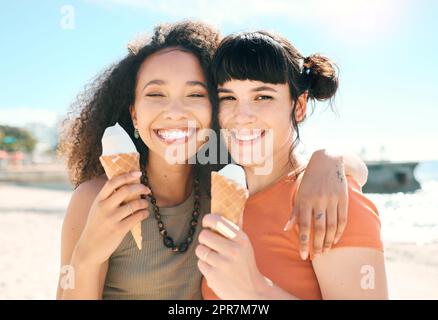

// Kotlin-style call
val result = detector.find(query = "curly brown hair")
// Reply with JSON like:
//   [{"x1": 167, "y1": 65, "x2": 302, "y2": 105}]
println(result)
[{"x1": 57, "y1": 21, "x2": 222, "y2": 190}]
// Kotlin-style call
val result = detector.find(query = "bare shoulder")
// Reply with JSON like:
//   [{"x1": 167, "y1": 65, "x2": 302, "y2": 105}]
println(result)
[
  {"x1": 57, "y1": 174, "x2": 108, "y2": 299},
  {"x1": 63, "y1": 174, "x2": 108, "y2": 231},
  {"x1": 74, "y1": 174, "x2": 107, "y2": 201}
]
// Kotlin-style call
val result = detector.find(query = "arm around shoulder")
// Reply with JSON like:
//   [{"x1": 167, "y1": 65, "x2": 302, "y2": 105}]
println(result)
[
  {"x1": 311, "y1": 179, "x2": 388, "y2": 300},
  {"x1": 312, "y1": 247, "x2": 388, "y2": 299}
]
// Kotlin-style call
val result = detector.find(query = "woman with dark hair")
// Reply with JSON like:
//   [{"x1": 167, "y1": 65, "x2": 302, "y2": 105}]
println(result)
[
  {"x1": 56, "y1": 22, "x2": 368, "y2": 300},
  {"x1": 198, "y1": 31, "x2": 388, "y2": 300}
]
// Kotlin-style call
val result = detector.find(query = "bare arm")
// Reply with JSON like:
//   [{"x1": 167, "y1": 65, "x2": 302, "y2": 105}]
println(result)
[
  {"x1": 56, "y1": 179, "x2": 108, "y2": 300},
  {"x1": 312, "y1": 247, "x2": 388, "y2": 299},
  {"x1": 255, "y1": 247, "x2": 387, "y2": 300},
  {"x1": 57, "y1": 172, "x2": 150, "y2": 300}
]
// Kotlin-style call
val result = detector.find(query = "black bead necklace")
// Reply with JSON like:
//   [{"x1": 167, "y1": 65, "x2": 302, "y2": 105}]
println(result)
[{"x1": 140, "y1": 169, "x2": 201, "y2": 253}]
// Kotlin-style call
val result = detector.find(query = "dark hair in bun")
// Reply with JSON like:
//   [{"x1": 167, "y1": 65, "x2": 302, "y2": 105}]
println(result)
[{"x1": 303, "y1": 53, "x2": 338, "y2": 101}]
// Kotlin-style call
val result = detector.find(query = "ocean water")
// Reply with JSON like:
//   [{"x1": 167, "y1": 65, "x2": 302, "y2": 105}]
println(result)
[{"x1": 367, "y1": 161, "x2": 438, "y2": 245}]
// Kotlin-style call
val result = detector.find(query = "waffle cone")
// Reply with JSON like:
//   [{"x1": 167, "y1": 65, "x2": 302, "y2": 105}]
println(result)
[
  {"x1": 211, "y1": 172, "x2": 249, "y2": 226},
  {"x1": 99, "y1": 152, "x2": 142, "y2": 250}
]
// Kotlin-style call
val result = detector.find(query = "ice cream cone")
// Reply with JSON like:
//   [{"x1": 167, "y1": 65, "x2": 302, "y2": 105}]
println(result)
[
  {"x1": 99, "y1": 152, "x2": 143, "y2": 250},
  {"x1": 211, "y1": 171, "x2": 249, "y2": 226}
]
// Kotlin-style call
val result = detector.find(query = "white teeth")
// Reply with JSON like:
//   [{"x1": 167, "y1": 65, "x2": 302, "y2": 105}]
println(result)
[
  {"x1": 156, "y1": 128, "x2": 194, "y2": 140},
  {"x1": 236, "y1": 133, "x2": 260, "y2": 141},
  {"x1": 231, "y1": 129, "x2": 263, "y2": 141}
]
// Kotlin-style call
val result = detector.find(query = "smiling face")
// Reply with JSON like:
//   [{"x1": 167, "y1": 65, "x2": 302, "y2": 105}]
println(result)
[
  {"x1": 130, "y1": 48, "x2": 212, "y2": 164},
  {"x1": 218, "y1": 79, "x2": 306, "y2": 169}
]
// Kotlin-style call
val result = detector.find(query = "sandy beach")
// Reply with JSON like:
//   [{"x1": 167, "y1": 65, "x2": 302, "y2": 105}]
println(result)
[{"x1": 0, "y1": 182, "x2": 437, "y2": 300}]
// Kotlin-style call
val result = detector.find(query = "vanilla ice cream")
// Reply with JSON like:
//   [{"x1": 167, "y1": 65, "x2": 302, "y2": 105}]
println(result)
[
  {"x1": 101, "y1": 122, "x2": 137, "y2": 156},
  {"x1": 218, "y1": 164, "x2": 247, "y2": 189}
]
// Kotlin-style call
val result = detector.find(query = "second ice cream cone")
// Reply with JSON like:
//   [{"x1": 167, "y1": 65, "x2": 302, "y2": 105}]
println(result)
[{"x1": 211, "y1": 171, "x2": 249, "y2": 227}]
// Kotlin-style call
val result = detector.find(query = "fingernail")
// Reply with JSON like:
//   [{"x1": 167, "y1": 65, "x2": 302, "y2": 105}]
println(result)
[
  {"x1": 290, "y1": 213, "x2": 297, "y2": 224},
  {"x1": 131, "y1": 171, "x2": 142, "y2": 177},
  {"x1": 314, "y1": 253, "x2": 321, "y2": 259},
  {"x1": 334, "y1": 238, "x2": 339, "y2": 245},
  {"x1": 216, "y1": 221, "x2": 237, "y2": 239},
  {"x1": 283, "y1": 220, "x2": 293, "y2": 231},
  {"x1": 323, "y1": 247, "x2": 330, "y2": 253},
  {"x1": 300, "y1": 251, "x2": 308, "y2": 260}
]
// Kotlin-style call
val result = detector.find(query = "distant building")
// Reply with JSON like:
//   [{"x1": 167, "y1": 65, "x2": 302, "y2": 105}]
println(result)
[{"x1": 23, "y1": 122, "x2": 60, "y2": 163}]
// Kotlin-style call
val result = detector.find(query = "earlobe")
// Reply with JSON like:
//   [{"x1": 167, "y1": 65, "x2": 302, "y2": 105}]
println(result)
[
  {"x1": 294, "y1": 94, "x2": 308, "y2": 123},
  {"x1": 130, "y1": 105, "x2": 137, "y2": 127}
]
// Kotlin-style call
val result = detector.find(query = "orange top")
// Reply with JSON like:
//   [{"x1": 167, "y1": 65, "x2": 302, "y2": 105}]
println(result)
[{"x1": 202, "y1": 172, "x2": 383, "y2": 300}]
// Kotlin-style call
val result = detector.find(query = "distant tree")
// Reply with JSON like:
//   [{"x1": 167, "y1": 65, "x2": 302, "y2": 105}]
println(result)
[{"x1": 0, "y1": 125, "x2": 37, "y2": 152}]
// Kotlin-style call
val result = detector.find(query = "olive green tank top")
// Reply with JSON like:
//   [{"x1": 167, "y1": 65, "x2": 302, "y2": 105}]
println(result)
[{"x1": 103, "y1": 189, "x2": 210, "y2": 300}]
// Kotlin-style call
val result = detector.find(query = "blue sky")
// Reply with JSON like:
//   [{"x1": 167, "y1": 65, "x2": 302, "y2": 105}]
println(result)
[{"x1": 0, "y1": 0, "x2": 437, "y2": 160}]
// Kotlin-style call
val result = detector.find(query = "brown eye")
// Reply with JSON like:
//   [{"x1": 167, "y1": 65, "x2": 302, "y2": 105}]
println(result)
[{"x1": 255, "y1": 95, "x2": 273, "y2": 101}]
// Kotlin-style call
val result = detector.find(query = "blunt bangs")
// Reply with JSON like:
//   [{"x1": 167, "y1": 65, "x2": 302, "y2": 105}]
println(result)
[{"x1": 211, "y1": 32, "x2": 289, "y2": 86}]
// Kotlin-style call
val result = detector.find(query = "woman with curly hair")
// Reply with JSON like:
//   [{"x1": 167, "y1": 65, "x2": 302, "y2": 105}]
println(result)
[{"x1": 56, "y1": 21, "x2": 368, "y2": 299}]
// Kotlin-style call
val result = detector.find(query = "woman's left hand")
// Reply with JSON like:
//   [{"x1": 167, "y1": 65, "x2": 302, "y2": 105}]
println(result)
[{"x1": 196, "y1": 213, "x2": 267, "y2": 300}]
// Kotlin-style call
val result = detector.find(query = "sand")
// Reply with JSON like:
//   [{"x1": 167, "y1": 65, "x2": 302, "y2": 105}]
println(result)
[
  {"x1": 0, "y1": 182, "x2": 437, "y2": 300},
  {"x1": 0, "y1": 183, "x2": 69, "y2": 299},
  {"x1": 384, "y1": 242, "x2": 438, "y2": 299}
]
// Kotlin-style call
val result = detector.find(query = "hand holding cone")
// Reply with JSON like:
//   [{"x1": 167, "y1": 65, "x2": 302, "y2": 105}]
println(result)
[{"x1": 99, "y1": 152, "x2": 143, "y2": 250}]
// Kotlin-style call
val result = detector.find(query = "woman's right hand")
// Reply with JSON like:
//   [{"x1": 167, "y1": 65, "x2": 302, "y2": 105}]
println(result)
[{"x1": 72, "y1": 171, "x2": 150, "y2": 266}]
